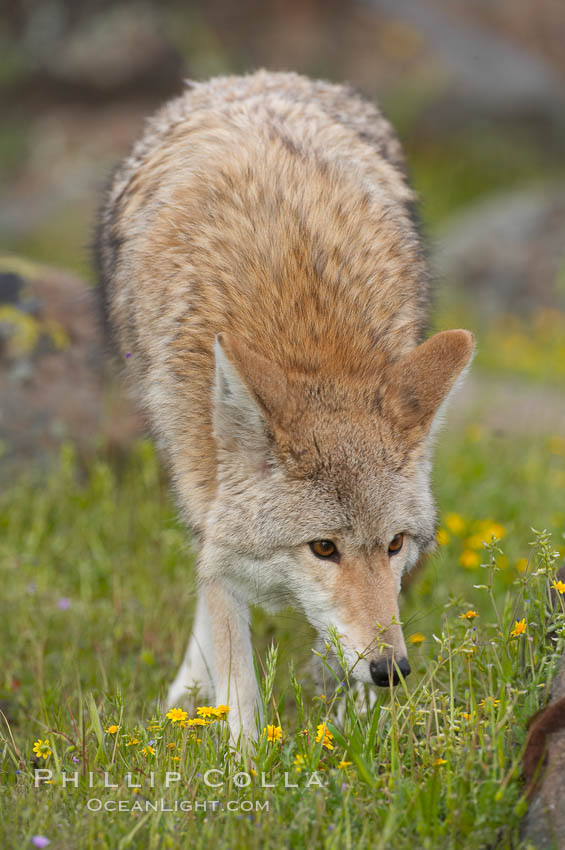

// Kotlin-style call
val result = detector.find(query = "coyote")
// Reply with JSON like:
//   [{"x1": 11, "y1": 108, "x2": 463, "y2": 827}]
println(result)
[{"x1": 95, "y1": 70, "x2": 474, "y2": 741}]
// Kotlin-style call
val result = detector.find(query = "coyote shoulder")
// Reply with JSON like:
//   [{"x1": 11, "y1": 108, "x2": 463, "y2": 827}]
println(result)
[{"x1": 96, "y1": 70, "x2": 474, "y2": 741}]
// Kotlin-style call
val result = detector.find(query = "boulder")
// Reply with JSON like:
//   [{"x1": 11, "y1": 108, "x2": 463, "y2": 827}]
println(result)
[
  {"x1": 435, "y1": 185, "x2": 565, "y2": 316},
  {"x1": 0, "y1": 256, "x2": 142, "y2": 476}
]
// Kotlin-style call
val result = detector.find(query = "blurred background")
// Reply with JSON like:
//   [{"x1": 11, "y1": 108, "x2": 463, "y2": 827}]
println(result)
[{"x1": 1, "y1": 0, "x2": 564, "y2": 471}]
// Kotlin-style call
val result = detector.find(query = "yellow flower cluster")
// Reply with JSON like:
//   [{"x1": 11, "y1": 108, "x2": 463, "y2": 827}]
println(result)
[
  {"x1": 483, "y1": 309, "x2": 565, "y2": 384},
  {"x1": 165, "y1": 705, "x2": 230, "y2": 728},
  {"x1": 197, "y1": 705, "x2": 230, "y2": 720},
  {"x1": 463, "y1": 522, "x2": 506, "y2": 557},
  {"x1": 316, "y1": 723, "x2": 334, "y2": 751},
  {"x1": 478, "y1": 697, "x2": 500, "y2": 708},
  {"x1": 459, "y1": 550, "x2": 480, "y2": 569},
  {"x1": 293, "y1": 753, "x2": 304, "y2": 771},
  {"x1": 439, "y1": 514, "x2": 509, "y2": 570},
  {"x1": 445, "y1": 513, "x2": 465, "y2": 535}
]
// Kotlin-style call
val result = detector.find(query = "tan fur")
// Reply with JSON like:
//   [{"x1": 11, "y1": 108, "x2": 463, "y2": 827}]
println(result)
[{"x1": 96, "y1": 70, "x2": 474, "y2": 741}]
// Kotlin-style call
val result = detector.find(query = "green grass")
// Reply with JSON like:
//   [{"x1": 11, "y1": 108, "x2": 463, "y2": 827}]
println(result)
[
  {"x1": 406, "y1": 127, "x2": 562, "y2": 229},
  {"x1": 432, "y1": 304, "x2": 565, "y2": 388},
  {"x1": 1, "y1": 431, "x2": 564, "y2": 849}
]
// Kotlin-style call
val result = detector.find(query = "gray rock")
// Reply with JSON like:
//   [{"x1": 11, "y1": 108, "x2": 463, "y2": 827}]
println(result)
[
  {"x1": 25, "y1": 2, "x2": 182, "y2": 93},
  {"x1": 434, "y1": 185, "x2": 565, "y2": 315},
  {"x1": 0, "y1": 257, "x2": 142, "y2": 476},
  {"x1": 370, "y1": 0, "x2": 564, "y2": 115}
]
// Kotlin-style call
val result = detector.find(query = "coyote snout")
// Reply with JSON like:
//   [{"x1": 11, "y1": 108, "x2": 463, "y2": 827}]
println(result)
[
  {"x1": 370, "y1": 657, "x2": 411, "y2": 687},
  {"x1": 96, "y1": 70, "x2": 474, "y2": 742},
  {"x1": 302, "y1": 543, "x2": 413, "y2": 689}
]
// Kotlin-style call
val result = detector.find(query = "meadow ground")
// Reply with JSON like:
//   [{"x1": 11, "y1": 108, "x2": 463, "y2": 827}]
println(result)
[{"x1": 1, "y1": 322, "x2": 565, "y2": 849}]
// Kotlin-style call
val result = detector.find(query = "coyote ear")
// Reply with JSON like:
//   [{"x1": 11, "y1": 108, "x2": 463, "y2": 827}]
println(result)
[
  {"x1": 212, "y1": 332, "x2": 290, "y2": 463},
  {"x1": 389, "y1": 329, "x2": 475, "y2": 436}
]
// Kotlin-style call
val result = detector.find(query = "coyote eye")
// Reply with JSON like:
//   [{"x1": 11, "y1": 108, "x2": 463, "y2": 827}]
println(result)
[
  {"x1": 388, "y1": 533, "x2": 404, "y2": 555},
  {"x1": 309, "y1": 540, "x2": 339, "y2": 561}
]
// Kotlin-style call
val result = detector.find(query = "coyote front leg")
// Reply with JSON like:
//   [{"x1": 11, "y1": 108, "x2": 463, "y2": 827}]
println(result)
[
  {"x1": 206, "y1": 579, "x2": 261, "y2": 744},
  {"x1": 167, "y1": 577, "x2": 260, "y2": 744},
  {"x1": 167, "y1": 591, "x2": 215, "y2": 709}
]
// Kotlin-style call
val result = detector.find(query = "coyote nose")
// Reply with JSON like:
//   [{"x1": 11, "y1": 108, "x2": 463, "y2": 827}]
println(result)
[{"x1": 370, "y1": 656, "x2": 411, "y2": 687}]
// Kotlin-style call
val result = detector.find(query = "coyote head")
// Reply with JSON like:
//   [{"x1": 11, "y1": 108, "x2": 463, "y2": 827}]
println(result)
[{"x1": 206, "y1": 329, "x2": 474, "y2": 686}]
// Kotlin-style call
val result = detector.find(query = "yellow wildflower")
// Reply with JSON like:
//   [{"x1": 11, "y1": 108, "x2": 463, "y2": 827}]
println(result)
[
  {"x1": 32, "y1": 739, "x2": 52, "y2": 760},
  {"x1": 316, "y1": 723, "x2": 335, "y2": 751},
  {"x1": 408, "y1": 632, "x2": 425, "y2": 645},
  {"x1": 436, "y1": 528, "x2": 450, "y2": 546},
  {"x1": 182, "y1": 717, "x2": 210, "y2": 727},
  {"x1": 552, "y1": 580, "x2": 565, "y2": 594},
  {"x1": 213, "y1": 705, "x2": 230, "y2": 718},
  {"x1": 479, "y1": 521, "x2": 506, "y2": 541},
  {"x1": 196, "y1": 706, "x2": 219, "y2": 720},
  {"x1": 293, "y1": 753, "x2": 305, "y2": 772},
  {"x1": 142, "y1": 745, "x2": 155, "y2": 756},
  {"x1": 510, "y1": 618, "x2": 527, "y2": 637},
  {"x1": 445, "y1": 513, "x2": 465, "y2": 535},
  {"x1": 125, "y1": 738, "x2": 140, "y2": 747},
  {"x1": 461, "y1": 712, "x2": 472, "y2": 721},
  {"x1": 338, "y1": 760, "x2": 352, "y2": 769},
  {"x1": 171, "y1": 756, "x2": 180, "y2": 761},
  {"x1": 460, "y1": 549, "x2": 480, "y2": 569},
  {"x1": 265, "y1": 725, "x2": 282, "y2": 743},
  {"x1": 516, "y1": 558, "x2": 529, "y2": 573},
  {"x1": 168, "y1": 742, "x2": 175, "y2": 749},
  {"x1": 166, "y1": 708, "x2": 188, "y2": 724},
  {"x1": 460, "y1": 610, "x2": 478, "y2": 620},
  {"x1": 434, "y1": 758, "x2": 447, "y2": 766},
  {"x1": 465, "y1": 534, "x2": 484, "y2": 550},
  {"x1": 479, "y1": 697, "x2": 500, "y2": 708},
  {"x1": 105, "y1": 725, "x2": 120, "y2": 734}
]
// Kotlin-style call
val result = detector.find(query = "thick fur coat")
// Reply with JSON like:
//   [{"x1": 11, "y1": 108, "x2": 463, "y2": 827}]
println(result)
[{"x1": 96, "y1": 70, "x2": 474, "y2": 740}]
